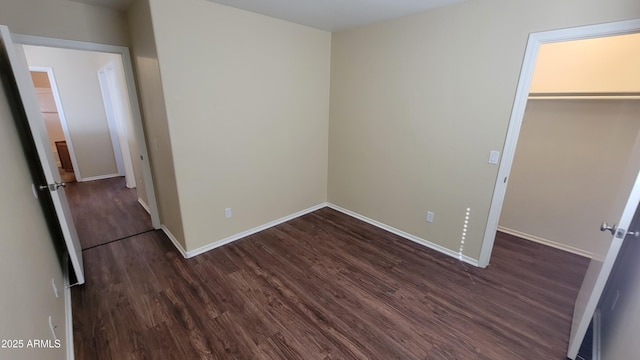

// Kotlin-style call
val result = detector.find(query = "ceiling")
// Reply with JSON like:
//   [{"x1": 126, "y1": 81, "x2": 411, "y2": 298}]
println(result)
[{"x1": 69, "y1": 0, "x2": 467, "y2": 31}]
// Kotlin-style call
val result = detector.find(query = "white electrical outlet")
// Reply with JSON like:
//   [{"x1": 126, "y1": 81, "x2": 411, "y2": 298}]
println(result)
[
  {"x1": 426, "y1": 211, "x2": 434, "y2": 223},
  {"x1": 224, "y1": 208, "x2": 232, "y2": 219},
  {"x1": 51, "y1": 278, "x2": 59, "y2": 298}
]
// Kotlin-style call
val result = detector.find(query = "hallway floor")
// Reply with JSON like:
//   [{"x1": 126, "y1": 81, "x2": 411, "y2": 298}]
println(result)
[{"x1": 64, "y1": 176, "x2": 153, "y2": 249}]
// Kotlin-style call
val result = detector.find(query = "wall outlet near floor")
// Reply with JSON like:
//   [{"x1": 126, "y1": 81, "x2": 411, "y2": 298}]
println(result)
[
  {"x1": 224, "y1": 208, "x2": 232, "y2": 219},
  {"x1": 426, "y1": 211, "x2": 434, "y2": 223}
]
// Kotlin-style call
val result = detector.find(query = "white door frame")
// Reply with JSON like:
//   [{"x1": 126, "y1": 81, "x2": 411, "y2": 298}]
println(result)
[
  {"x1": 479, "y1": 19, "x2": 640, "y2": 268},
  {"x1": 13, "y1": 34, "x2": 161, "y2": 229},
  {"x1": 97, "y1": 61, "x2": 136, "y2": 188},
  {"x1": 29, "y1": 66, "x2": 83, "y2": 181},
  {"x1": 97, "y1": 63, "x2": 127, "y2": 178}
]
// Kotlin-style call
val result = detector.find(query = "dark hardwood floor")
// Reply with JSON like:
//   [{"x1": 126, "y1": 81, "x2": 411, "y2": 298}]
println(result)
[
  {"x1": 72, "y1": 207, "x2": 589, "y2": 359},
  {"x1": 65, "y1": 176, "x2": 153, "y2": 249}
]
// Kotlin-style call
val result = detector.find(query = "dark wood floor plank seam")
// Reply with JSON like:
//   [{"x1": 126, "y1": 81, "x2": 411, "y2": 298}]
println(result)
[
  {"x1": 81, "y1": 228, "x2": 156, "y2": 251},
  {"x1": 65, "y1": 176, "x2": 153, "y2": 250}
]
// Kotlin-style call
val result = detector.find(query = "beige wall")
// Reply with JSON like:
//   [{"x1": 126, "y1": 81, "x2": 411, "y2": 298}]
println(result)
[
  {"x1": 0, "y1": 71, "x2": 67, "y2": 360},
  {"x1": 148, "y1": 0, "x2": 331, "y2": 252},
  {"x1": 499, "y1": 100, "x2": 640, "y2": 258},
  {"x1": 0, "y1": 0, "x2": 128, "y2": 46},
  {"x1": 127, "y1": 0, "x2": 186, "y2": 246},
  {"x1": 531, "y1": 33, "x2": 640, "y2": 94},
  {"x1": 328, "y1": 0, "x2": 640, "y2": 261},
  {"x1": 24, "y1": 45, "x2": 120, "y2": 179}
]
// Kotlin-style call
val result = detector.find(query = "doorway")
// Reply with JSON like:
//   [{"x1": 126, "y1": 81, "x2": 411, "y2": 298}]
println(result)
[
  {"x1": 26, "y1": 46, "x2": 132, "y2": 184},
  {"x1": 480, "y1": 20, "x2": 640, "y2": 267},
  {"x1": 29, "y1": 69, "x2": 78, "y2": 183},
  {"x1": 13, "y1": 34, "x2": 161, "y2": 242},
  {"x1": 479, "y1": 19, "x2": 640, "y2": 359},
  {"x1": 24, "y1": 46, "x2": 154, "y2": 249}
]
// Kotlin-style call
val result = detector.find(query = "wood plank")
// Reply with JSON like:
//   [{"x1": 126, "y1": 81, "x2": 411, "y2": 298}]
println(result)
[
  {"x1": 72, "y1": 208, "x2": 589, "y2": 359},
  {"x1": 64, "y1": 176, "x2": 153, "y2": 249}
]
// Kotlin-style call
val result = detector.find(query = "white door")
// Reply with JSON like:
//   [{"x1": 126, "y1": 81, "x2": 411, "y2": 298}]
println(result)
[
  {"x1": 567, "y1": 169, "x2": 640, "y2": 359},
  {"x1": 97, "y1": 61, "x2": 136, "y2": 188},
  {"x1": 0, "y1": 26, "x2": 84, "y2": 284}
]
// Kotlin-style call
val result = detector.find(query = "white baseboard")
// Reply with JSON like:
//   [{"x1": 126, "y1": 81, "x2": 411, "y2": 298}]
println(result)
[
  {"x1": 138, "y1": 198, "x2": 151, "y2": 214},
  {"x1": 161, "y1": 225, "x2": 187, "y2": 258},
  {"x1": 327, "y1": 203, "x2": 479, "y2": 267},
  {"x1": 78, "y1": 173, "x2": 120, "y2": 182},
  {"x1": 160, "y1": 202, "x2": 479, "y2": 266},
  {"x1": 497, "y1": 226, "x2": 596, "y2": 259},
  {"x1": 63, "y1": 258, "x2": 74, "y2": 360},
  {"x1": 184, "y1": 203, "x2": 328, "y2": 258}
]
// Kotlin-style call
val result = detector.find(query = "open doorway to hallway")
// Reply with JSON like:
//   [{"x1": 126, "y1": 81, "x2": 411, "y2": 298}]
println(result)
[
  {"x1": 30, "y1": 70, "x2": 77, "y2": 183},
  {"x1": 64, "y1": 177, "x2": 153, "y2": 249},
  {"x1": 26, "y1": 45, "x2": 154, "y2": 250}
]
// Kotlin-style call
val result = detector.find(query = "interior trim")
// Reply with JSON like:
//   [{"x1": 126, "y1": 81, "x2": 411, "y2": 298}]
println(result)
[
  {"x1": 497, "y1": 226, "x2": 597, "y2": 260},
  {"x1": 161, "y1": 225, "x2": 187, "y2": 258},
  {"x1": 328, "y1": 203, "x2": 480, "y2": 267},
  {"x1": 185, "y1": 203, "x2": 328, "y2": 258}
]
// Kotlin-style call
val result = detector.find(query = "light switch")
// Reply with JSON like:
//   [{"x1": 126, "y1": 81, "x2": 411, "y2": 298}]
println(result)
[{"x1": 489, "y1": 150, "x2": 500, "y2": 165}]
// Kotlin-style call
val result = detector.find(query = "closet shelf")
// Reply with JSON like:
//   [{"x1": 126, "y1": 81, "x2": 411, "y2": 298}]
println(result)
[{"x1": 528, "y1": 92, "x2": 640, "y2": 100}]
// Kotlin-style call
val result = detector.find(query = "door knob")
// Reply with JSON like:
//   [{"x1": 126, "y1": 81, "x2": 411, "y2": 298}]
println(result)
[
  {"x1": 39, "y1": 182, "x2": 66, "y2": 192},
  {"x1": 600, "y1": 222, "x2": 617, "y2": 235}
]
